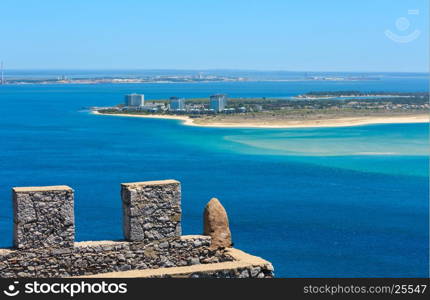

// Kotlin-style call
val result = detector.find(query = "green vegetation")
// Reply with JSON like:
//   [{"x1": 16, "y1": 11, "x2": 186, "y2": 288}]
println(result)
[{"x1": 97, "y1": 91, "x2": 429, "y2": 121}]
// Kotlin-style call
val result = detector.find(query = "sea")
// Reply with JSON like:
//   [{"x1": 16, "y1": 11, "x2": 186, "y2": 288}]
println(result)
[{"x1": 0, "y1": 74, "x2": 428, "y2": 277}]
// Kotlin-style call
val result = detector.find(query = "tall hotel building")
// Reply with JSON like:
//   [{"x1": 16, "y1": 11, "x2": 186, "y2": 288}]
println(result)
[
  {"x1": 125, "y1": 94, "x2": 145, "y2": 107},
  {"x1": 210, "y1": 94, "x2": 227, "y2": 112},
  {"x1": 169, "y1": 96, "x2": 185, "y2": 110}
]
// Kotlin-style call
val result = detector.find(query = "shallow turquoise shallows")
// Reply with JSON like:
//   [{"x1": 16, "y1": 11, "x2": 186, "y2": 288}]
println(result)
[{"x1": 0, "y1": 79, "x2": 428, "y2": 277}]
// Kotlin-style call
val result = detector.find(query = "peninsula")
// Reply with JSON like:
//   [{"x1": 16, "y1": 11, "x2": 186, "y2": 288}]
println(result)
[{"x1": 92, "y1": 92, "x2": 429, "y2": 128}]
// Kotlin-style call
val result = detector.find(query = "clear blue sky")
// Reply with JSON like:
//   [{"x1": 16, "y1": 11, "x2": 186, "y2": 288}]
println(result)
[{"x1": 0, "y1": 0, "x2": 428, "y2": 72}]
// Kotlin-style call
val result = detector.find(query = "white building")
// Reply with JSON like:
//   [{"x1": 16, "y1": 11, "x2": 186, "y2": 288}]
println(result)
[
  {"x1": 210, "y1": 94, "x2": 227, "y2": 112},
  {"x1": 125, "y1": 94, "x2": 145, "y2": 107},
  {"x1": 140, "y1": 102, "x2": 167, "y2": 113},
  {"x1": 169, "y1": 97, "x2": 185, "y2": 110}
]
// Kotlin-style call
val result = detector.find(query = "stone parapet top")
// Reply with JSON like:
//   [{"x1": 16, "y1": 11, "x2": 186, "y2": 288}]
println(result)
[
  {"x1": 74, "y1": 248, "x2": 273, "y2": 278},
  {"x1": 121, "y1": 179, "x2": 179, "y2": 187},
  {"x1": 0, "y1": 235, "x2": 211, "y2": 252},
  {"x1": 0, "y1": 249, "x2": 15, "y2": 256},
  {"x1": 74, "y1": 240, "x2": 129, "y2": 248},
  {"x1": 72, "y1": 235, "x2": 210, "y2": 248},
  {"x1": 12, "y1": 186, "x2": 73, "y2": 192},
  {"x1": 180, "y1": 235, "x2": 211, "y2": 241}
]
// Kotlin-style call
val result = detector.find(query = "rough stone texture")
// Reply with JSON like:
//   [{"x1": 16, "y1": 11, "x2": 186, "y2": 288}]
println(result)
[
  {"x1": 121, "y1": 180, "x2": 181, "y2": 242},
  {"x1": 175, "y1": 266, "x2": 274, "y2": 278},
  {"x1": 0, "y1": 180, "x2": 274, "y2": 278},
  {"x1": 13, "y1": 186, "x2": 74, "y2": 250},
  {"x1": 0, "y1": 236, "x2": 233, "y2": 278},
  {"x1": 203, "y1": 198, "x2": 232, "y2": 249},
  {"x1": 78, "y1": 248, "x2": 274, "y2": 278},
  {"x1": 89, "y1": 265, "x2": 274, "y2": 279}
]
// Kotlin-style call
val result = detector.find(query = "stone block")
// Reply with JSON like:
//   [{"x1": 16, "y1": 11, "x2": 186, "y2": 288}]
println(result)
[
  {"x1": 13, "y1": 186, "x2": 74, "y2": 250},
  {"x1": 121, "y1": 180, "x2": 181, "y2": 242}
]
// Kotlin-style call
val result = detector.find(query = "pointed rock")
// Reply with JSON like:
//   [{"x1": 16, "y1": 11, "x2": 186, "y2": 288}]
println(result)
[{"x1": 203, "y1": 198, "x2": 232, "y2": 249}]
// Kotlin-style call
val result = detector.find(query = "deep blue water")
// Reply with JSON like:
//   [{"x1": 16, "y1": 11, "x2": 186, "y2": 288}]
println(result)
[{"x1": 0, "y1": 79, "x2": 428, "y2": 277}]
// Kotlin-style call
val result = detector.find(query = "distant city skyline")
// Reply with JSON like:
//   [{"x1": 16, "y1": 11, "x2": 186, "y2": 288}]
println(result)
[
  {"x1": 0, "y1": 0, "x2": 428, "y2": 72},
  {"x1": 1, "y1": 68, "x2": 430, "y2": 73}
]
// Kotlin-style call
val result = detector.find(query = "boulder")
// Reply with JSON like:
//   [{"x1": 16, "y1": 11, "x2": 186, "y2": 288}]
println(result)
[{"x1": 203, "y1": 198, "x2": 232, "y2": 249}]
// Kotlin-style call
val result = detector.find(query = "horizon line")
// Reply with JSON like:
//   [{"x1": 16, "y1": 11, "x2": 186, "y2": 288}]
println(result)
[{"x1": 1, "y1": 68, "x2": 429, "y2": 74}]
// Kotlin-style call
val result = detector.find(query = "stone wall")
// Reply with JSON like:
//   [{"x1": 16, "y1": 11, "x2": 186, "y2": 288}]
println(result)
[
  {"x1": 0, "y1": 236, "x2": 232, "y2": 278},
  {"x1": 0, "y1": 179, "x2": 274, "y2": 278},
  {"x1": 80, "y1": 248, "x2": 274, "y2": 279}
]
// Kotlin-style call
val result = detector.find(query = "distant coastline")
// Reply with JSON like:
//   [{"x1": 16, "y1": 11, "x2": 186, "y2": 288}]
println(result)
[
  {"x1": 1, "y1": 78, "x2": 380, "y2": 86},
  {"x1": 92, "y1": 111, "x2": 429, "y2": 129},
  {"x1": 0, "y1": 70, "x2": 396, "y2": 86}
]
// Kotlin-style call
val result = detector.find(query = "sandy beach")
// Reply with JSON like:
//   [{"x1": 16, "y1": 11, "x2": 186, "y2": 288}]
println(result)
[{"x1": 92, "y1": 111, "x2": 429, "y2": 129}]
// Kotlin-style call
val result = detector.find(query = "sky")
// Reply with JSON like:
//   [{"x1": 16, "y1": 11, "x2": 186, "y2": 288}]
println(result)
[{"x1": 0, "y1": 0, "x2": 428, "y2": 72}]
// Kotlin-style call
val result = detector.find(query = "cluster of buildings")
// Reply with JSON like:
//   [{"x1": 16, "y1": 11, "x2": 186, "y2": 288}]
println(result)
[
  {"x1": 123, "y1": 93, "x2": 244, "y2": 114},
  {"x1": 340, "y1": 101, "x2": 430, "y2": 110}
]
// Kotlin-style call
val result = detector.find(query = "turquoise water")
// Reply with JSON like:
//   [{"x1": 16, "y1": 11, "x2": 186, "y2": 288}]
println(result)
[{"x1": 0, "y1": 79, "x2": 428, "y2": 277}]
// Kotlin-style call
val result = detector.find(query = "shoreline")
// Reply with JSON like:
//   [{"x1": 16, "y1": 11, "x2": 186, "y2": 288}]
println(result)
[
  {"x1": 2, "y1": 78, "x2": 381, "y2": 86},
  {"x1": 91, "y1": 111, "x2": 429, "y2": 129}
]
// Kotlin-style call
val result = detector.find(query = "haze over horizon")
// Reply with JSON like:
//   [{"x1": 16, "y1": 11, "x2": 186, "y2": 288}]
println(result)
[
  {"x1": 2, "y1": 68, "x2": 430, "y2": 74},
  {"x1": 0, "y1": 0, "x2": 428, "y2": 72}
]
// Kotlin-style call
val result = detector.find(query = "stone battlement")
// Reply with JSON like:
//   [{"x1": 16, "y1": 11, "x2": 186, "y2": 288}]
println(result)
[{"x1": 0, "y1": 180, "x2": 274, "y2": 278}]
